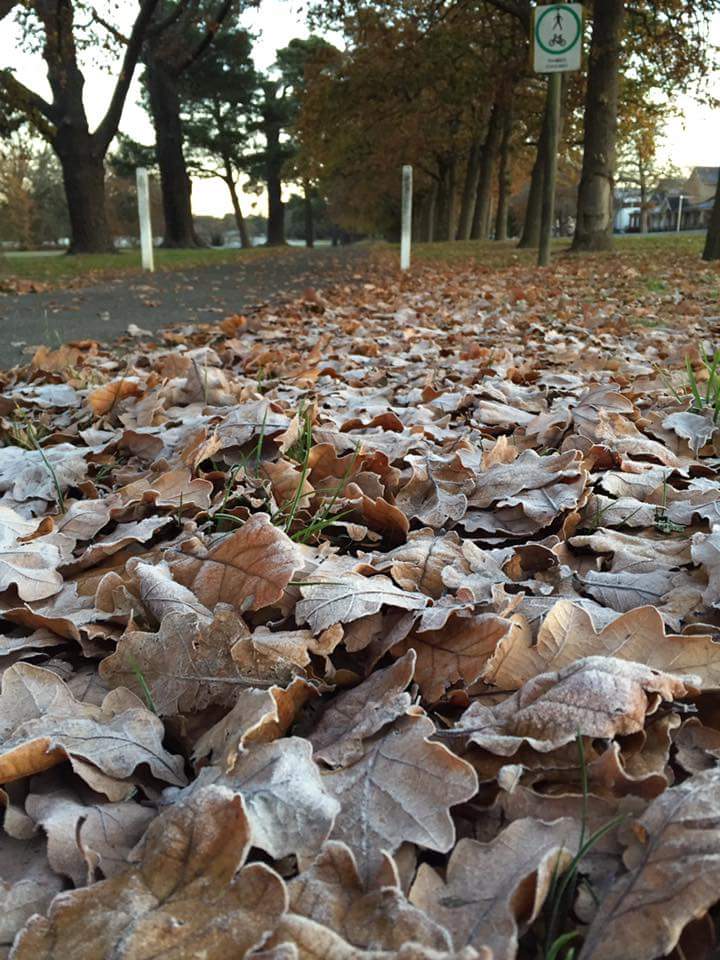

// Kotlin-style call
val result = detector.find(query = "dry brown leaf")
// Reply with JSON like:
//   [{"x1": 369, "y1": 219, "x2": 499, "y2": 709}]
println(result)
[
  {"x1": 322, "y1": 711, "x2": 478, "y2": 884},
  {"x1": 288, "y1": 840, "x2": 452, "y2": 952},
  {"x1": 296, "y1": 573, "x2": 427, "y2": 633},
  {"x1": 310, "y1": 651, "x2": 416, "y2": 766},
  {"x1": 0, "y1": 545, "x2": 63, "y2": 602},
  {"x1": 192, "y1": 677, "x2": 317, "y2": 767},
  {"x1": 25, "y1": 787, "x2": 156, "y2": 886},
  {"x1": 0, "y1": 834, "x2": 62, "y2": 955},
  {"x1": 456, "y1": 655, "x2": 691, "y2": 755},
  {"x1": 483, "y1": 600, "x2": 719, "y2": 689},
  {"x1": 99, "y1": 609, "x2": 255, "y2": 716},
  {"x1": 186, "y1": 737, "x2": 340, "y2": 862},
  {"x1": 392, "y1": 613, "x2": 511, "y2": 702},
  {"x1": 0, "y1": 663, "x2": 186, "y2": 795},
  {"x1": 12, "y1": 786, "x2": 288, "y2": 960},
  {"x1": 579, "y1": 767, "x2": 720, "y2": 960},
  {"x1": 87, "y1": 378, "x2": 142, "y2": 416},
  {"x1": 410, "y1": 818, "x2": 575, "y2": 960},
  {"x1": 374, "y1": 529, "x2": 465, "y2": 598},
  {"x1": 168, "y1": 512, "x2": 300, "y2": 611}
]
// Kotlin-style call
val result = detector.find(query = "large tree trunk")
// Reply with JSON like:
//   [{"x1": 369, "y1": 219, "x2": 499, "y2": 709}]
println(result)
[
  {"x1": 572, "y1": 0, "x2": 625, "y2": 252},
  {"x1": 456, "y1": 136, "x2": 483, "y2": 240},
  {"x1": 518, "y1": 101, "x2": 549, "y2": 249},
  {"x1": 470, "y1": 102, "x2": 503, "y2": 240},
  {"x1": 56, "y1": 134, "x2": 114, "y2": 254},
  {"x1": 435, "y1": 157, "x2": 458, "y2": 242},
  {"x1": 145, "y1": 55, "x2": 201, "y2": 248},
  {"x1": 494, "y1": 103, "x2": 513, "y2": 241},
  {"x1": 264, "y1": 101, "x2": 286, "y2": 246},
  {"x1": 223, "y1": 161, "x2": 251, "y2": 249},
  {"x1": 266, "y1": 170, "x2": 285, "y2": 246},
  {"x1": 703, "y1": 184, "x2": 720, "y2": 261},
  {"x1": 303, "y1": 179, "x2": 315, "y2": 248}
]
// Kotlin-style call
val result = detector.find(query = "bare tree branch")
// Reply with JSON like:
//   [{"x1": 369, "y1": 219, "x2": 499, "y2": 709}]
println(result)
[
  {"x1": 0, "y1": 69, "x2": 58, "y2": 139},
  {"x1": 95, "y1": 0, "x2": 163, "y2": 150}
]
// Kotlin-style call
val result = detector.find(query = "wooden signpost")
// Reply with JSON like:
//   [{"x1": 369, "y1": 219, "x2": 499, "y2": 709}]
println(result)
[{"x1": 533, "y1": 4, "x2": 583, "y2": 266}]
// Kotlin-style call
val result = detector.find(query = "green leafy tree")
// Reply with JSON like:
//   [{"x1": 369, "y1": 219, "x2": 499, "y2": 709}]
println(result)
[{"x1": 179, "y1": 27, "x2": 257, "y2": 247}]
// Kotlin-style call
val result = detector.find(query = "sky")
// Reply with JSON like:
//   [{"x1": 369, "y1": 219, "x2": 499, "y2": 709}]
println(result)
[{"x1": 3, "y1": 3, "x2": 720, "y2": 217}]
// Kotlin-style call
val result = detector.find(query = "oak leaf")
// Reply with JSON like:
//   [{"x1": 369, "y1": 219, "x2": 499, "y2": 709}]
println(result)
[
  {"x1": 457, "y1": 655, "x2": 691, "y2": 755},
  {"x1": 0, "y1": 663, "x2": 186, "y2": 795},
  {"x1": 168, "y1": 513, "x2": 300, "y2": 611},
  {"x1": 12, "y1": 786, "x2": 288, "y2": 960},
  {"x1": 579, "y1": 768, "x2": 720, "y2": 960},
  {"x1": 296, "y1": 573, "x2": 427, "y2": 633},
  {"x1": 410, "y1": 818, "x2": 575, "y2": 960},
  {"x1": 483, "y1": 600, "x2": 720, "y2": 690},
  {"x1": 322, "y1": 711, "x2": 478, "y2": 884}
]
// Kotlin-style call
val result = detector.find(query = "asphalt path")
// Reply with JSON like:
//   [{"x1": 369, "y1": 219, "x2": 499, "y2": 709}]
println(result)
[{"x1": 0, "y1": 246, "x2": 369, "y2": 369}]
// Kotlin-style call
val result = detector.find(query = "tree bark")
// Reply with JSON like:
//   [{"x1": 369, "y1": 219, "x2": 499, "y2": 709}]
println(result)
[
  {"x1": 263, "y1": 87, "x2": 286, "y2": 246},
  {"x1": 471, "y1": 101, "x2": 503, "y2": 240},
  {"x1": 456, "y1": 136, "x2": 483, "y2": 240},
  {"x1": 223, "y1": 160, "x2": 251, "y2": 248},
  {"x1": 703, "y1": 184, "x2": 720, "y2": 261},
  {"x1": 145, "y1": 55, "x2": 201, "y2": 248},
  {"x1": 266, "y1": 170, "x2": 285, "y2": 245},
  {"x1": 58, "y1": 147, "x2": 114, "y2": 254},
  {"x1": 639, "y1": 167, "x2": 649, "y2": 234},
  {"x1": 572, "y1": 0, "x2": 626, "y2": 252},
  {"x1": 494, "y1": 103, "x2": 513, "y2": 241},
  {"x1": 435, "y1": 157, "x2": 458, "y2": 242},
  {"x1": 303, "y1": 179, "x2": 315, "y2": 248}
]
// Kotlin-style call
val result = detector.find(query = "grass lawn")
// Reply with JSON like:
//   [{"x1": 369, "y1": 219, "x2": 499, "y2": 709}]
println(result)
[
  {"x1": 0, "y1": 244, "x2": 297, "y2": 288},
  {"x1": 408, "y1": 231, "x2": 707, "y2": 267}
]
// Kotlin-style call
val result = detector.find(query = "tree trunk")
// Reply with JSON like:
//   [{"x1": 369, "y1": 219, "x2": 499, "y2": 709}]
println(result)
[
  {"x1": 456, "y1": 136, "x2": 483, "y2": 240},
  {"x1": 703, "y1": 184, "x2": 720, "y2": 262},
  {"x1": 494, "y1": 103, "x2": 513, "y2": 241},
  {"x1": 303, "y1": 179, "x2": 315, "y2": 248},
  {"x1": 56, "y1": 136, "x2": 114, "y2": 254},
  {"x1": 471, "y1": 102, "x2": 503, "y2": 240},
  {"x1": 223, "y1": 161, "x2": 251, "y2": 248},
  {"x1": 264, "y1": 99, "x2": 286, "y2": 246},
  {"x1": 572, "y1": 0, "x2": 625, "y2": 252},
  {"x1": 436, "y1": 157, "x2": 458, "y2": 242},
  {"x1": 639, "y1": 173, "x2": 649, "y2": 234},
  {"x1": 145, "y1": 55, "x2": 201, "y2": 248},
  {"x1": 266, "y1": 170, "x2": 285, "y2": 245}
]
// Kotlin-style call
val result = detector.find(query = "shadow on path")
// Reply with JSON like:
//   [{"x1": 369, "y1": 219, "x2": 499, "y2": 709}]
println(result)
[{"x1": 0, "y1": 246, "x2": 369, "y2": 369}]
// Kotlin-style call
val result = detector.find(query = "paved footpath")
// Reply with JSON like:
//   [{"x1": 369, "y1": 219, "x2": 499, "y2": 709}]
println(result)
[{"x1": 0, "y1": 246, "x2": 369, "y2": 369}]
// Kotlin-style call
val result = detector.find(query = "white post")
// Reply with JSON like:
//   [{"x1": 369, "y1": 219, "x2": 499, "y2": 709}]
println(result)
[
  {"x1": 676, "y1": 195, "x2": 684, "y2": 233},
  {"x1": 136, "y1": 167, "x2": 154, "y2": 272},
  {"x1": 400, "y1": 164, "x2": 413, "y2": 271}
]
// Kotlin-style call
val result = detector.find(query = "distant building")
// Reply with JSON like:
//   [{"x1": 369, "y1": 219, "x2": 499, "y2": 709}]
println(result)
[
  {"x1": 617, "y1": 166, "x2": 718, "y2": 233},
  {"x1": 686, "y1": 167, "x2": 720, "y2": 205}
]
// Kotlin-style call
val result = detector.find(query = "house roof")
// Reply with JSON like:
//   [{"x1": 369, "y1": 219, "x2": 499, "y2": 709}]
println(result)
[
  {"x1": 656, "y1": 177, "x2": 687, "y2": 194},
  {"x1": 691, "y1": 166, "x2": 720, "y2": 185}
]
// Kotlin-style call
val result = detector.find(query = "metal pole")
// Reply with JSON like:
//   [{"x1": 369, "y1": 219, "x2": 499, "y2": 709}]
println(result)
[
  {"x1": 538, "y1": 71, "x2": 561, "y2": 267},
  {"x1": 401, "y1": 165, "x2": 413, "y2": 271},
  {"x1": 676, "y1": 195, "x2": 684, "y2": 233},
  {"x1": 136, "y1": 167, "x2": 155, "y2": 272}
]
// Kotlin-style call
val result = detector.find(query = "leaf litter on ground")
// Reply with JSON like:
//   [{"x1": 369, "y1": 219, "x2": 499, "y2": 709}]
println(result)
[{"x1": 2, "y1": 249, "x2": 720, "y2": 957}]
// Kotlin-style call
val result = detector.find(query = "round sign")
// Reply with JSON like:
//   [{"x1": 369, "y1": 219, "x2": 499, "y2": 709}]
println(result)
[{"x1": 535, "y1": 5, "x2": 582, "y2": 56}]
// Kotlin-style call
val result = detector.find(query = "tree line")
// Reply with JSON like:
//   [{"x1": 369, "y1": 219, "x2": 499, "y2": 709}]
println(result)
[
  {"x1": 0, "y1": 0, "x2": 327, "y2": 253},
  {"x1": 301, "y1": 0, "x2": 720, "y2": 259},
  {"x1": 1, "y1": 0, "x2": 720, "y2": 260}
]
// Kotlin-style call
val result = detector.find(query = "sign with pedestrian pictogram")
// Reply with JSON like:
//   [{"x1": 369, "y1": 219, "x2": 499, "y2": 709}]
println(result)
[{"x1": 533, "y1": 4, "x2": 583, "y2": 73}]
